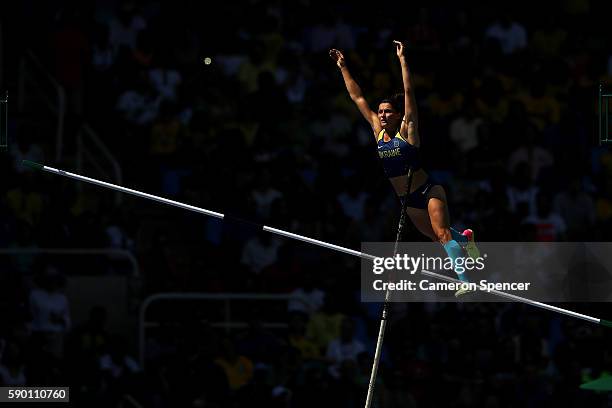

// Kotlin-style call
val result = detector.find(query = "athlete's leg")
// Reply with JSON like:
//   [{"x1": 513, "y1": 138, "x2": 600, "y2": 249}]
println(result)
[
  {"x1": 425, "y1": 185, "x2": 453, "y2": 244},
  {"x1": 405, "y1": 207, "x2": 436, "y2": 241},
  {"x1": 403, "y1": 184, "x2": 478, "y2": 292},
  {"x1": 404, "y1": 188, "x2": 464, "y2": 245},
  {"x1": 425, "y1": 186, "x2": 471, "y2": 287},
  {"x1": 424, "y1": 186, "x2": 480, "y2": 260}
]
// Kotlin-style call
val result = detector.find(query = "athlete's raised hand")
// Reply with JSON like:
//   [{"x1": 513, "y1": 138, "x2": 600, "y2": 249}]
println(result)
[
  {"x1": 329, "y1": 48, "x2": 346, "y2": 69},
  {"x1": 393, "y1": 40, "x2": 406, "y2": 59}
]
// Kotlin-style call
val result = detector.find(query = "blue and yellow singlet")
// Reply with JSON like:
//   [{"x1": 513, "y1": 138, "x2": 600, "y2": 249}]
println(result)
[{"x1": 376, "y1": 129, "x2": 421, "y2": 177}]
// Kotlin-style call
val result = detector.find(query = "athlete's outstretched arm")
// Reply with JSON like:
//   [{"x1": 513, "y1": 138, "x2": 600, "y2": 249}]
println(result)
[
  {"x1": 329, "y1": 48, "x2": 379, "y2": 133},
  {"x1": 394, "y1": 41, "x2": 420, "y2": 146}
]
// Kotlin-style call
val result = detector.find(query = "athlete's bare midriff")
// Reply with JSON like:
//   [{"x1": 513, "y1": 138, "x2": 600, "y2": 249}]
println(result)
[{"x1": 388, "y1": 168, "x2": 429, "y2": 196}]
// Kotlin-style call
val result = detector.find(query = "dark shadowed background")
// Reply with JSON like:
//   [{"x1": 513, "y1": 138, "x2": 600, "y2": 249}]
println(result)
[{"x1": 1, "y1": 0, "x2": 612, "y2": 406}]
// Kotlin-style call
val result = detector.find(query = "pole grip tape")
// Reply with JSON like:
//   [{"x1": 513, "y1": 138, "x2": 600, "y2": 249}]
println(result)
[
  {"x1": 22, "y1": 160, "x2": 44, "y2": 170},
  {"x1": 601, "y1": 319, "x2": 612, "y2": 328}
]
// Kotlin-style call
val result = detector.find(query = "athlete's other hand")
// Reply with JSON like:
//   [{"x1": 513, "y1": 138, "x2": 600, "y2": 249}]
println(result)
[
  {"x1": 329, "y1": 49, "x2": 346, "y2": 68},
  {"x1": 393, "y1": 40, "x2": 406, "y2": 59}
]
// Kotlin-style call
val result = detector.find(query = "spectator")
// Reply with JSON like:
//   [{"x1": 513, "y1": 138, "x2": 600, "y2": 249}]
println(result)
[
  {"x1": 241, "y1": 232, "x2": 282, "y2": 275},
  {"x1": 531, "y1": 15, "x2": 567, "y2": 57},
  {"x1": 148, "y1": 52, "x2": 182, "y2": 102},
  {"x1": 326, "y1": 317, "x2": 365, "y2": 379},
  {"x1": 99, "y1": 337, "x2": 140, "y2": 378},
  {"x1": 407, "y1": 7, "x2": 440, "y2": 51},
  {"x1": 88, "y1": 23, "x2": 118, "y2": 124},
  {"x1": 260, "y1": 243, "x2": 301, "y2": 292},
  {"x1": 251, "y1": 170, "x2": 283, "y2": 220},
  {"x1": 287, "y1": 312, "x2": 321, "y2": 361},
  {"x1": 337, "y1": 177, "x2": 369, "y2": 222},
  {"x1": 29, "y1": 267, "x2": 71, "y2": 359},
  {"x1": 7, "y1": 220, "x2": 39, "y2": 275},
  {"x1": 449, "y1": 100, "x2": 483, "y2": 154},
  {"x1": 237, "y1": 42, "x2": 275, "y2": 93},
  {"x1": 306, "y1": 295, "x2": 345, "y2": 353},
  {"x1": 507, "y1": 130, "x2": 554, "y2": 183},
  {"x1": 306, "y1": 11, "x2": 338, "y2": 53},
  {"x1": 116, "y1": 71, "x2": 162, "y2": 126},
  {"x1": 52, "y1": 7, "x2": 88, "y2": 115},
  {"x1": 9, "y1": 127, "x2": 45, "y2": 175},
  {"x1": 553, "y1": 175, "x2": 596, "y2": 239},
  {"x1": 484, "y1": 12, "x2": 527, "y2": 55},
  {"x1": 288, "y1": 273, "x2": 325, "y2": 316},
  {"x1": 506, "y1": 161, "x2": 539, "y2": 217},
  {"x1": 149, "y1": 101, "x2": 189, "y2": 160},
  {"x1": 427, "y1": 75, "x2": 464, "y2": 120},
  {"x1": 91, "y1": 23, "x2": 116, "y2": 74},
  {"x1": 353, "y1": 197, "x2": 389, "y2": 242},
  {"x1": 104, "y1": 210, "x2": 135, "y2": 251},
  {"x1": 0, "y1": 342, "x2": 26, "y2": 386},
  {"x1": 6, "y1": 173, "x2": 44, "y2": 226},
  {"x1": 275, "y1": 50, "x2": 310, "y2": 105},
  {"x1": 475, "y1": 76, "x2": 509, "y2": 124},
  {"x1": 99, "y1": 335, "x2": 141, "y2": 397},
  {"x1": 215, "y1": 337, "x2": 254, "y2": 391},
  {"x1": 108, "y1": 1, "x2": 147, "y2": 53},
  {"x1": 519, "y1": 79, "x2": 561, "y2": 132},
  {"x1": 522, "y1": 193, "x2": 567, "y2": 241}
]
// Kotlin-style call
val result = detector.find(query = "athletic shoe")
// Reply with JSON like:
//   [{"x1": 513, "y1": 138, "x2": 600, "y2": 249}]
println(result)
[
  {"x1": 462, "y1": 229, "x2": 480, "y2": 260},
  {"x1": 455, "y1": 285, "x2": 476, "y2": 298}
]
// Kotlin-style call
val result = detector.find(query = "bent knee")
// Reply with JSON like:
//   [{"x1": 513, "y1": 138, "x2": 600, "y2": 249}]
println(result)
[{"x1": 434, "y1": 228, "x2": 452, "y2": 244}]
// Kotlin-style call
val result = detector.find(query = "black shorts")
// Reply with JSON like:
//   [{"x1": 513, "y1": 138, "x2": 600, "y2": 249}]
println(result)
[{"x1": 399, "y1": 181, "x2": 435, "y2": 209}]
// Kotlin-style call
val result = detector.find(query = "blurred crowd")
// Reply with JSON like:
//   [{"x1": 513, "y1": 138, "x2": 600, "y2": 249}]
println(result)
[{"x1": 2, "y1": 0, "x2": 612, "y2": 406}]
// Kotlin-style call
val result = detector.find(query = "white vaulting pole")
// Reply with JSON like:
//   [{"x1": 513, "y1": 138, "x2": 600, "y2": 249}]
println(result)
[
  {"x1": 23, "y1": 159, "x2": 612, "y2": 331},
  {"x1": 364, "y1": 167, "x2": 414, "y2": 408}
]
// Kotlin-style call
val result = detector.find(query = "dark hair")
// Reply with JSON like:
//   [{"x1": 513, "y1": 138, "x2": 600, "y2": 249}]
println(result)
[{"x1": 379, "y1": 92, "x2": 404, "y2": 113}]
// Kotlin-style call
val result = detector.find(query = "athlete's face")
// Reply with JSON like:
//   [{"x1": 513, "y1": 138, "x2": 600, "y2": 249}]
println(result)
[{"x1": 378, "y1": 103, "x2": 401, "y2": 129}]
